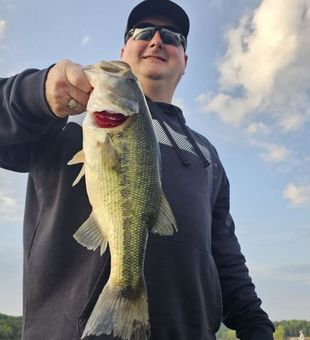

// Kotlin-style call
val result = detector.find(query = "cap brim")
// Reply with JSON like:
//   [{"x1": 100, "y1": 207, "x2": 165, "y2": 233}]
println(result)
[{"x1": 125, "y1": 1, "x2": 190, "y2": 38}]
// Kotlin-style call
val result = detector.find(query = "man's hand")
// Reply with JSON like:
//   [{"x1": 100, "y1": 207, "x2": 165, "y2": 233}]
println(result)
[{"x1": 45, "y1": 60, "x2": 93, "y2": 118}]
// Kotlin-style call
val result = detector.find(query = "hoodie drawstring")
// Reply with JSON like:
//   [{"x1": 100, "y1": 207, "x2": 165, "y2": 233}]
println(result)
[
  {"x1": 147, "y1": 98, "x2": 210, "y2": 168},
  {"x1": 174, "y1": 113, "x2": 210, "y2": 168},
  {"x1": 156, "y1": 117, "x2": 190, "y2": 167}
]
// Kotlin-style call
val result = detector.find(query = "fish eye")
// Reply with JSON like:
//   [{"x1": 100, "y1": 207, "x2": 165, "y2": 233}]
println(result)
[{"x1": 127, "y1": 77, "x2": 136, "y2": 83}]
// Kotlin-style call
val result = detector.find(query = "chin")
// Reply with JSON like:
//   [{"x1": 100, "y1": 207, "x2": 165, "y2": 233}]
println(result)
[
  {"x1": 143, "y1": 70, "x2": 164, "y2": 80},
  {"x1": 148, "y1": 73, "x2": 163, "y2": 79}
]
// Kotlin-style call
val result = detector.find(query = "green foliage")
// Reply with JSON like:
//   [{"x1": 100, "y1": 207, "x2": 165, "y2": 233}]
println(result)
[
  {"x1": 0, "y1": 313, "x2": 309, "y2": 340},
  {"x1": 0, "y1": 313, "x2": 22, "y2": 340},
  {"x1": 274, "y1": 324, "x2": 285, "y2": 340},
  {"x1": 217, "y1": 320, "x2": 310, "y2": 340},
  {"x1": 274, "y1": 320, "x2": 310, "y2": 337},
  {"x1": 216, "y1": 324, "x2": 238, "y2": 339}
]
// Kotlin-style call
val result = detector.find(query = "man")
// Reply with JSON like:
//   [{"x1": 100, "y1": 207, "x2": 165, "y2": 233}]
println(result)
[{"x1": 0, "y1": 0, "x2": 275, "y2": 339}]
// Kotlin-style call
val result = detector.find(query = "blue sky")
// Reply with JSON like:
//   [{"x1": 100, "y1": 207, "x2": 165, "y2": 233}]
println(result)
[{"x1": 0, "y1": 0, "x2": 309, "y2": 322}]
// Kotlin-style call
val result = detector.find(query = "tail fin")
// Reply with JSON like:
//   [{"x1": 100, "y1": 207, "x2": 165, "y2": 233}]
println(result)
[{"x1": 82, "y1": 282, "x2": 150, "y2": 340}]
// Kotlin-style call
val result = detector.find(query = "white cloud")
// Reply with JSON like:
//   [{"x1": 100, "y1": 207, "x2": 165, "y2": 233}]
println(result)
[
  {"x1": 197, "y1": 91, "x2": 261, "y2": 125},
  {"x1": 250, "y1": 140, "x2": 290, "y2": 162},
  {"x1": 245, "y1": 121, "x2": 271, "y2": 135},
  {"x1": 0, "y1": 196, "x2": 17, "y2": 209},
  {"x1": 283, "y1": 183, "x2": 310, "y2": 206},
  {"x1": 198, "y1": 0, "x2": 310, "y2": 130},
  {"x1": 0, "y1": 19, "x2": 6, "y2": 41},
  {"x1": 0, "y1": 170, "x2": 26, "y2": 223},
  {"x1": 262, "y1": 145, "x2": 290, "y2": 163},
  {"x1": 0, "y1": 194, "x2": 21, "y2": 222},
  {"x1": 278, "y1": 114, "x2": 304, "y2": 133},
  {"x1": 81, "y1": 35, "x2": 90, "y2": 47}
]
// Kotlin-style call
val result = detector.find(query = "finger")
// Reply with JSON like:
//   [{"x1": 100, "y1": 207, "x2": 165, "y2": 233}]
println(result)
[
  {"x1": 65, "y1": 62, "x2": 93, "y2": 94},
  {"x1": 49, "y1": 96, "x2": 82, "y2": 117},
  {"x1": 67, "y1": 85, "x2": 91, "y2": 108},
  {"x1": 45, "y1": 60, "x2": 91, "y2": 118}
]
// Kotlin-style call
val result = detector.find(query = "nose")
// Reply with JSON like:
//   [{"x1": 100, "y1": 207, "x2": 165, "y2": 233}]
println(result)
[{"x1": 149, "y1": 31, "x2": 163, "y2": 48}]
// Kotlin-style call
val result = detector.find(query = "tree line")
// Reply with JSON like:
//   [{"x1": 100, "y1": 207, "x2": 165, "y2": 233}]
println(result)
[
  {"x1": 216, "y1": 321, "x2": 310, "y2": 340},
  {"x1": 0, "y1": 313, "x2": 309, "y2": 339},
  {"x1": 0, "y1": 313, "x2": 22, "y2": 340},
  {"x1": 273, "y1": 320, "x2": 310, "y2": 339}
]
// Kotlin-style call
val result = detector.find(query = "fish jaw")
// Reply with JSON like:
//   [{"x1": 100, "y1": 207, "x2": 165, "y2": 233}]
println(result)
[
  {"x1": 93, "y1": 111, "x2": 129, "y2": 129},
  {"x1": 83, "y1": 62, "x2": 141, "y2": 118},
  {"x1": 82, "y1": 111, "x2": 135, "y2": 153}
]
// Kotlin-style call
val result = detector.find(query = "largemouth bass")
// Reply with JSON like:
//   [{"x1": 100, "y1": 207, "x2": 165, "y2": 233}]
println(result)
[{"x1": 68, "y1": 61, "x2": 177, "y2": 340}]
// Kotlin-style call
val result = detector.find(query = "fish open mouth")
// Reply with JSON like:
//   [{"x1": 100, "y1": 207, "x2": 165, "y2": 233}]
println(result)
[{"x1": 93, "y1": 111, "x2": 128, "y2": 128}]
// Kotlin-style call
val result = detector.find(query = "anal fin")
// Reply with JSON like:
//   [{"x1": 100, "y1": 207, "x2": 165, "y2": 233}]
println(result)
[{"x1": 74, "y1": 212, "x2": 107, "y2": 255}]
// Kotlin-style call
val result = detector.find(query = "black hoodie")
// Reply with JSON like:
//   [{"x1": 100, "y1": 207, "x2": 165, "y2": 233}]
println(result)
[{"x1": 0, "y1": 68, "x2": 274, "y2": 340}]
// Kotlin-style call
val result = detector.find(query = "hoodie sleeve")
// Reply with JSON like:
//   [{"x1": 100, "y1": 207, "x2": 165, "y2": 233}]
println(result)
[
  {"x1": 0, "y1": 67, "x2": 67, "y2": 172},
  {"x1": 211, "y1": 165, "x2": 274, "y2": 340}
]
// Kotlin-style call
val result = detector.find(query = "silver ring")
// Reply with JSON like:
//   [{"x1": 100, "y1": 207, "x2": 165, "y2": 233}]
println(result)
[{"x1": 68, "y1": 98, "x2": 78, "y2": 110}]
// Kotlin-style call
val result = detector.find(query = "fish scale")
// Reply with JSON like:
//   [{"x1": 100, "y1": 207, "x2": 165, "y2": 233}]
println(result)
[
  {"x1": 112, "y1": 115, "x2": 159, "y2": 289},
  {"x1": 68, "y1": 60, "x2": 177, "y2": 340}
]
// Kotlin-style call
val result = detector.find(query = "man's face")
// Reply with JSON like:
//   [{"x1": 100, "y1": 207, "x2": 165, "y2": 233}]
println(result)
[{"x1": 121, "y1": 16, "x2": 188, "y2": 89}]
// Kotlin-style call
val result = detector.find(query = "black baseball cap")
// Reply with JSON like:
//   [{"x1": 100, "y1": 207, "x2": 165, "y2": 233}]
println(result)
[{"x1": 125, "y1": 0, "x2": 190, "y2": 40}]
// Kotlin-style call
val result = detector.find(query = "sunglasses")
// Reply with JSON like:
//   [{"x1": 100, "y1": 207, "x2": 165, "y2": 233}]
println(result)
[{"x1": 125, "y1": 23, "x2": 187, "y2": 51}]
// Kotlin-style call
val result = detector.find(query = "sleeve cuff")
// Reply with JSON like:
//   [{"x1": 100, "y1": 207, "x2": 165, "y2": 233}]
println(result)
[
  {"x1": 240, "y1": 325, "x2": 275, "y2": 340},
  {"x1": 17, "y1": 65, "x2": 63, "y2": 121}
]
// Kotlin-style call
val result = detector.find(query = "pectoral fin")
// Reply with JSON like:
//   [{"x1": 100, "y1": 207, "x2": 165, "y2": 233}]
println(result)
[
  {"x1": 149, "y1": 193, "x2": 177, "y2": 236},
  {"x1": 73, "y1": 212, "x2": 108, "y2": 255},
  {"x1": 68, "y1": 149, "x2": 85, "y2": 165},
  {"x1": 68, "y1": 150, "x2": 86, "y2": 186},
  {"x1": 71, "y1": 164, "x2": 85, "y2": 186}
]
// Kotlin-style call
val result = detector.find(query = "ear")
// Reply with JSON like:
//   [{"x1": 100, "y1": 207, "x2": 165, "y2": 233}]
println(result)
[
  {"x1": 120, "y1": 47, "x2": 125, "y2": 59},
  {"x1": 181, "y1": 54, "x2": 188, "y2": 76},
  {"x1": 184, "y1": 53, "x2": 188, "y2": 67},
  {"x1": 183, "y1": 53, "x2": 188, "y2": 73}
]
